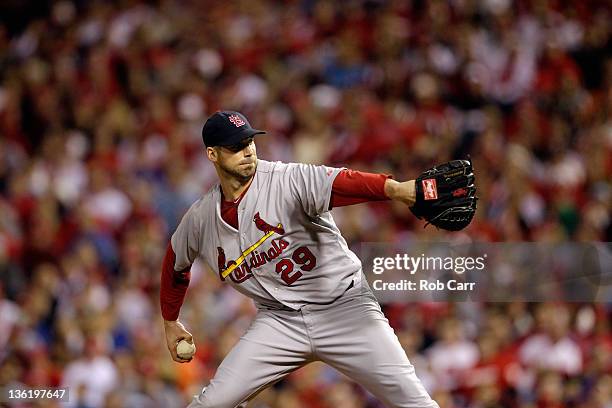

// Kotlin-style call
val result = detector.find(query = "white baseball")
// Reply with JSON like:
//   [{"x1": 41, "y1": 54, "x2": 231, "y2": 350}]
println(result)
[{"x1": 176, "y1": 339, "x2": 196, "y2": 359}]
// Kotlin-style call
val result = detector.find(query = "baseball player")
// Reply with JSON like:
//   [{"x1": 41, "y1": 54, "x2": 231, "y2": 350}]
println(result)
[{"x1": 161, "y1": 111, "x2": 440, "y2": 408}]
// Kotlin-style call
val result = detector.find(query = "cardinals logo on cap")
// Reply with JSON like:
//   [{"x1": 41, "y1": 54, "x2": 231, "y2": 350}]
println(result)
[{"x1": 228, "y1": 114, "x2": 246, "y2": 127}]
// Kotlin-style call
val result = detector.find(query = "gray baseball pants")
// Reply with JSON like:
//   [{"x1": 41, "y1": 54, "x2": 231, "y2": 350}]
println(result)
[{"x1": 187, "y1": 281, "x2": 439, "y2": 408}]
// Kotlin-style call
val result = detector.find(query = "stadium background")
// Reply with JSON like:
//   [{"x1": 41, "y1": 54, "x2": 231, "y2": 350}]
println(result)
[{"x1": 0, "y1": 0, "x2": 610, "y2": 407}]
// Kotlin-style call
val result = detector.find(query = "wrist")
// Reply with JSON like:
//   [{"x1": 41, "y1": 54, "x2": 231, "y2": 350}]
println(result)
[
  {"x1": 384, "y1": 179, "x2": 416, "y2": 206},
  {"x1": 384, "y1": 179, "x2": 399, "y2": 200}
]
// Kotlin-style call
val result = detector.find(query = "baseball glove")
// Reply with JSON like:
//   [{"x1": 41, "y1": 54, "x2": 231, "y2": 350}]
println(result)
[{"x1": 409, "y1": 159, "x2": 477, "y2": 231}]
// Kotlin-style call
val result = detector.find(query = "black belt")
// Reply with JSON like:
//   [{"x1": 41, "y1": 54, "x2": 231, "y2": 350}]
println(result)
[
  {"x1": 259, "y1": 280, "x2": 356, "y2": 312},
  {"x1": 301, "y1": 280, "x2": 355, "y2": 307}
]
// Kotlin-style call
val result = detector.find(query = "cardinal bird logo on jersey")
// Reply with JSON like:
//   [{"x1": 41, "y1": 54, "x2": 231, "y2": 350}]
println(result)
[
  {"x1": 217, "y1": 213, "x2": 289, "y2": 282},
  {"x1": 253, "y1": 212, "x2": 285, "y2": 235}
]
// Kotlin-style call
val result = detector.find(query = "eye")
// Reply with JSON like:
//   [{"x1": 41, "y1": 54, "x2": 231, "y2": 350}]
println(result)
[{"x1": 227, "y1": 138, "x2": 254, "y2": 152}]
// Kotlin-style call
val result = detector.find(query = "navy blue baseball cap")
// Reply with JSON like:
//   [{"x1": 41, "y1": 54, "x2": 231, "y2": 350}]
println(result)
[{"x1": 202, "y1": 111, "x2": 266, "y2": 147}]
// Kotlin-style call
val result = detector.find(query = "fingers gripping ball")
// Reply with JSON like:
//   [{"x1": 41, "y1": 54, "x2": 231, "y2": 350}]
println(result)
[
  {"x1": 176, "y1": 339, "x2": 196, "y2": 359},
  {"x1": 410, "y1": 158, "x2": 478, "y2": 231}
]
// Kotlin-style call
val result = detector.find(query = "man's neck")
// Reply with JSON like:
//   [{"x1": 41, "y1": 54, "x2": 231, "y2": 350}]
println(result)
[{"x1": 219, "y1": 173, "x2": 255, "y2": 202}]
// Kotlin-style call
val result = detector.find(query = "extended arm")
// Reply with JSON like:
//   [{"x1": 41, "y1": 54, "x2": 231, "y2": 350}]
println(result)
[{"x1": 330, "y1": 169, "x2": 416, "y2": 208}]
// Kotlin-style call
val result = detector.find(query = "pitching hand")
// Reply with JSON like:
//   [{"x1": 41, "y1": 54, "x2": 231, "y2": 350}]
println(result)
[{"x1": 164, "y1": 319, "x2": 194, "y2": 363}]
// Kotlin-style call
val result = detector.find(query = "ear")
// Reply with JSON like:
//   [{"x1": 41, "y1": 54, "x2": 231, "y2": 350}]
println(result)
[{"x1": 206, "y1": 146, "x2": 217, "y2": 162}]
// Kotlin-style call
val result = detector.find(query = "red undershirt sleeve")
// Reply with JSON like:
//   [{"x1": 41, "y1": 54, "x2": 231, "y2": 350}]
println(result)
[
  {"x1": 160, "y1": 242, "x2": 191, "y2": 321},
  {"x1": 330, "y1": 169, "x2": 392, "y2": 209}
]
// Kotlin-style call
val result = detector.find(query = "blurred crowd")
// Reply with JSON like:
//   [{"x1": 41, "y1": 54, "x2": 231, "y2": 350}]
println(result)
[{"x1": 0, "y1": 0, "x2": 610, "y2": 407}]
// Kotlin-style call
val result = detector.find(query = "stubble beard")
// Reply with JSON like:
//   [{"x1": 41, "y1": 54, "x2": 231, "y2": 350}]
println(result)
[{"x1": 219, "y1": 160, "x2": 256, "y2": 184}]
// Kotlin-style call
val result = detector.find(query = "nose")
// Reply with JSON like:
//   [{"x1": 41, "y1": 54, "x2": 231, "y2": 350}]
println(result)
[{"x1": 243, "y1": 142, "x2": 255, "y2": 156}]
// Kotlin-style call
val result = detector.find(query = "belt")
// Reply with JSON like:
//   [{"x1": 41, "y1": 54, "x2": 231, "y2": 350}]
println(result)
[
  {"x1": 300, "y1": 279, "x2": 355, "y2": 307},
  {"x1": 257, "y1": 280, "x2": 356, "y2": 312}
]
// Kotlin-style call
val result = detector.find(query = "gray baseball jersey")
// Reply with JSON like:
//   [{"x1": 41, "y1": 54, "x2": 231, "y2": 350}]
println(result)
[
  {"x1": 172, "y1": 159, "x2": 439, "y2": 408},
  {"x1": 171, "y1": 159, "x2": 361, "y2": 309}
]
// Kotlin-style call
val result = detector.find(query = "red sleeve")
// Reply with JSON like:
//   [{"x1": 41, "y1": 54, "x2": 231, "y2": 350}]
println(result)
[
  {"x1": 160, "y1": 242, "x2": 191, "y2": 321},
  {"x1": 330, "y1": 169, "x2": 392, "y2": 209}
]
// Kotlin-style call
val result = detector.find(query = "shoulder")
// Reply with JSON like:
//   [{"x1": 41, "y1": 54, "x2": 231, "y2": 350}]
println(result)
[
  {"x1": 255, "y1": 160, "x2": 301, "y2": 183},
  {"x1": 184, "y1": 185, "x2": 219, "y2": 219},
  {"x1": 257, "y1": 159, "x2": 323, "y2": 176},
  {"x1": 256, "y1": 159, "x2": 294, "y2": 174}
]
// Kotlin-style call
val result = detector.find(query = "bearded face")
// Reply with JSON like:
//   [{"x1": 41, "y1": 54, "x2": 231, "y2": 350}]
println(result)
[{"x1": 208, "y1": 137, "x2": 257, "y2": 182}]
